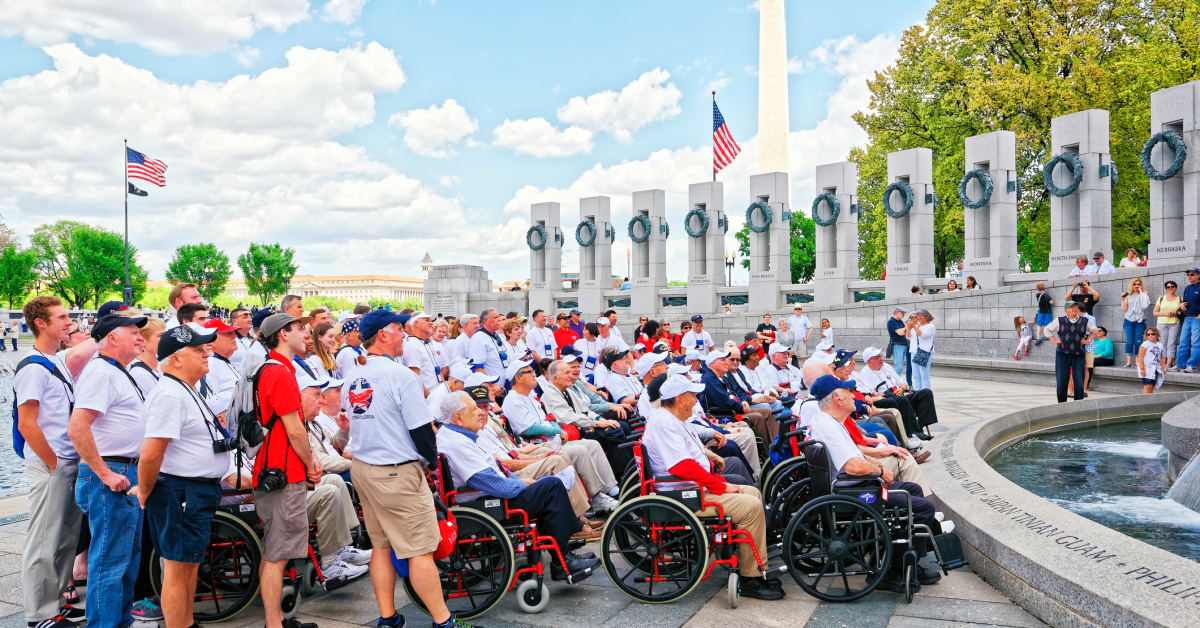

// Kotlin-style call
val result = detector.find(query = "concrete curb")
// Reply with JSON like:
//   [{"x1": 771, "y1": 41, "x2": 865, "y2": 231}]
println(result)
[{"x1": 924, "y1": 391, "x2": 1200, "y2": 627}]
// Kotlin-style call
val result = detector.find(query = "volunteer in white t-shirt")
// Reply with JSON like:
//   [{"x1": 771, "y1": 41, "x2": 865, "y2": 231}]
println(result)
[
  {"x1": 402, "y1": 312, "x2": 444, "y2": 393},
  {"x1": 469, "y1": 309, "x2": 510, "y2": 386},
  {"x1": 680, "y1": 315, "x2": 714, "y2": 353},
  {"x1": 526, "y1": 309, "x2": 558, "y2": 362},
  {"x1": 68, "y1": 313, "x2": 150, "y2": 628},
  {"x1": 641, "y1": 375, "x2": 782, "y2": 601}
]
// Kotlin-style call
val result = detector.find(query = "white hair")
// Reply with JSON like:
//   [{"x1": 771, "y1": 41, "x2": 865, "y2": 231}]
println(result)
[
  {"x1": 817, "y1": 391, "x2": 840, "y2": 411},
  {"x1": 547, "y1": 360, "x2": 570, "y2": 380},
  {"x1": 440, "y1": 390, "x2": 474, "y2": 425}
]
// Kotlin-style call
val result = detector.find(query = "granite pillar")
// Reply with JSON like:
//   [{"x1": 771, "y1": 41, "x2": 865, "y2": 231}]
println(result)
[
  {"x1": 814, "y1": 161, "x2": 859, "y2": 305},
  {"x1": 1149, "y1": 81, "x2": 1200, "y2": 266},
  {"x1": 528, "y1": 202, "x2": 562, "y2": 315},
  {"x1": 1048, "y1": 109, "x2": 1113, "y2": 275},
  {"x1": 631, "y1": 189, "x2": 667, "y2": 317},
  {"x1": 686, "y1": 181, "x2": 726, "y2": 314},
  {"x1": 885, "y1": 148, "x2": 935, "y2": 299},
  {"x1": 963, "y1": 131, "x2": 1019, "y2": 288},
  {"x1": 747, "y1": 172, "x2": 790, "y2": 312},
  {"x1": 577, "y1": 196, "x2": 613, "y2": 315}
]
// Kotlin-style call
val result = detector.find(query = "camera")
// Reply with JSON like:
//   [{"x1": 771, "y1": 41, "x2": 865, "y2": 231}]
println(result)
[
  {"x1": 212, "y1": 436, "x2": 238, "y2": 454},
  {"x1": 256, "y1": 467, "x2": 288, "y2": 493}
]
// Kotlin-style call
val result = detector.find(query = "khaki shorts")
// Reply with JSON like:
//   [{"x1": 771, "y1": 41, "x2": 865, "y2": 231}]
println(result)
[
  {"x1": 1085, "y1": 351, "x2": 1095, "y2": 368},
  {"x1": 794, "y1": 340, "x2": 808, "y2": 358},
  {"x1": 254, "y1": 481, "x2": 309, "y2": 562},
  {"x1": 351, "y1": 459, "x2": 438, "y2": 558}
]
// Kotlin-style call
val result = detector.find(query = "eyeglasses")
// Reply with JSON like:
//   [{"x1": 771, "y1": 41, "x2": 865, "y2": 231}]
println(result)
[{"x1": 517, "y1": 369, "x2": 533, "y2": 377}]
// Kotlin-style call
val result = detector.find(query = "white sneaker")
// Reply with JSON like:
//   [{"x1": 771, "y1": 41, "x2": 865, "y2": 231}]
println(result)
[
  {"x1": 591, "y1": 493, "x2": 619, "y2": 513},
  {"x1": 323, "y1": 558, "x2": 369, "y2": 580},
  {"x1": 941, "y1": 520, "x2": 955, "y2": 534},
  {"x1": 906, "y1": 438, "x2": 924, "y2": 451},
  {"x1": 336, "y1": 546, "x2": 371, "y2": 566},
  {"x1": 934, "y1": 511, "x2": 944, "y2": 521},
  {"x1": 130, "y1": 621, "x2": 159, "y2": 628}
]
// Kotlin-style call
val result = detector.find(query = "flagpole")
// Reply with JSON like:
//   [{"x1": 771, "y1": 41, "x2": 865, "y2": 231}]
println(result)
[
  {"x1": 123, "y1": 139, "x2": 131, "y2": 305},
  {"x1": 712, "y1": 91, "x2": 717, "y2": 182}
]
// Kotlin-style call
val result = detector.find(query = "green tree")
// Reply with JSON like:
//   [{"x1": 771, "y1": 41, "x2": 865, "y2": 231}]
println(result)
[
  {"x1": 852, "y1": 0, "x2": 1200, "y2": 274},
  {"x1": 0, "y1": 245, "x2": 38, "y2": 308},
  {"x1": 30, "y1": 221, "x2": 90, "y2": 308},
  {"x1": 70, "y1": 225, "x2": 149, "y2": 307},
  {"x1": 166, "y1": 243, "x2": 232, "y2": 302},
  {"x1": 732, "y1": 213, "x2": 817, "y2": 284},
  {"x1": 238, "y1": 243, "x2": 298, "y2": 306},
  {"x1": 367, "y1": 297, "x2": 423, "y2": 311}
]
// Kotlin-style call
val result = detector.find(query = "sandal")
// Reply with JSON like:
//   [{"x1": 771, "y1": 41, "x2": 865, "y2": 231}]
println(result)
[{"x1": 63, "y1": 587, "x2": 80, "y2": 605}]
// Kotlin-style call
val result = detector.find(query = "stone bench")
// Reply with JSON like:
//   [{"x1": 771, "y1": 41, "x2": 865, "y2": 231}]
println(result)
[{"x1": 925, "y1": 354, "x2": 1200, "y2": 395}]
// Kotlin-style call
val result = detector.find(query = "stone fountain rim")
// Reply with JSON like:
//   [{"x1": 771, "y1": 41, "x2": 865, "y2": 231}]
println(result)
[{"x1": 924, "y1": 391, "x2": 1200, "y2": 628}]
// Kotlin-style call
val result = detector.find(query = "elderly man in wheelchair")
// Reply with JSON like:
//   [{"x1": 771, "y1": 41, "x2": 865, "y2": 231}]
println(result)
[{"x1": 790, "y1": 375, "x2": 964, "y2": 601}]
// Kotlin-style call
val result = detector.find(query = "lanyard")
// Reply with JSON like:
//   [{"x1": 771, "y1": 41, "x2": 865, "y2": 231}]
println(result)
[
  {"x1": 98, "y1": 355, "x2": 145, "y2": 402},
  {"x1": 419, "y1": 337, "x2": 443, "y2": 382},
  {"x1": 164, "y1": 372, "x2": 229, "y2": 441}
]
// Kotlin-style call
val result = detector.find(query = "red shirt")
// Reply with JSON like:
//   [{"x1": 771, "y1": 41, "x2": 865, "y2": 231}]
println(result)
[
  {"x1": 552, "y1": 327, "x2": 579, "y2": 358},
  {"x1": 252, "y1": 351, "x2": 306, "y2": 485},
  {"x1": 738, "y1": 341, "x2": 766, "y2": 361},
  {"x1": 842, "y1": 417, "x2": 870, "y2": 448}
]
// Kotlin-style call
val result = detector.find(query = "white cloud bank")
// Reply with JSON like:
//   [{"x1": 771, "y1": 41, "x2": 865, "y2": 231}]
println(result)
[
  {"x1": 388, "y1": 99, "x2": 479, "y2": 158},
  {"x1": 321, "y1": 0, "x2": 369, "y2": 25}
]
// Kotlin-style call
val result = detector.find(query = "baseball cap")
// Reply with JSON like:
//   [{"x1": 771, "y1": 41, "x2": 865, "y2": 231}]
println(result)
[
  {"x1": 739, "y1": 346, "x2": 758, "y2": 361},
  {"x1": 893, "y1": 306, "x2": 907, "y2": 314},
  {"x1": 556, "y1": 313, "x2": 569, "y2": 320},
  {"x1": 690, "y1": 315, "x2": 703, "y2": 323},
  {"x1": 602, "y1": 349, "x2": 629, "y2": 368},
  {"x1": 203, "y1": 319, "x2": 239, "y2": 334},
  {"x1": 793, "y1": 304, "x2": 804, "y2": 309},
  {"x1": 251, "y1": 306, "x2": 277, "y2": 329},
  {"x1": 409, "y1": 311, "x2": 432, "y2": 322},
  {"x1": 768, "y1": 343, "x2": 790, "y2": 356},
  {"x1": 833, "y1": 349, "x2": 857, "y2": 369},
  {"x1": 652, "y1": 340, "x2": 672, "y2": 353},
  {"x1": 1064, "y1": 300, "x2": 1080, "y2": 309},
  {"x1": 322, "y1": 377, "x2": 344, "y2": 390},
  {"x1": 595, "y1": 317, "x2": 610, "y2": 326},
  {"x1": 666, "y1": 363, "x2": 691, "y2": 376},
  {"x1": 463, "y1": 372, "x2": 499, "y2": 387},
  {"x1": 359, "y1": 310, "x2": 411, "y2": 341},
  {"x1": 341, "y1": 318, "x2": 359, "y2": 335},
  {"x1": 156, "y1": 321, "x2": 216, "y2": 361},
  {"x1": 635, "y1": 351, "x2": 668, "y2": 374},
  {"x1": 659, "y1": 374, "x2": 706, "y2": 400},
  {"x1": 629, "y1": 343, "x2": 647, "y2": 355},
  {"x1": 704, "y1": 349, "x2": 731, "y2": 366},
  {"x1": 862, "y1": 347, "x2": 883, "y2": 361},
  {"x1": 465, "y1": 385, "x2": 491, "y2": 402},
  {"x1": 448, "y1": 360, "x2": 474, "y2": 382},
  {"x1": 684, "y1": 350, "x2": 704, "y2": 363},
  {"x1": 505, "y1": 359, "x2": 533, "y2": 382},
  {"x1": 337, "y1": 311, "x2": 355, "y2": 323},
  {"x1": 816, "y1": 341, "x2": 834, "y2": 352},
  {"x1": 808, "y1": 351, "x2": 836, "y2": 365},
  {"x1": 260, "y1": 313, "x2": 299, "y2": 338},
  {"x1": 296, "y1": 372, "x2": 323, "y2": 391},
  {"x1": 97, "y1": 301, "x2": 129, "y2": 317},
  {"x1": 809, "y1": 374, "x2": 855, "y2": 401},
  {"x1": 569, "y1": 309, "x2": 581, "y2": 315},
  {"x1": 559, "y1": 345, "x2": 580, "y2": 357},
  {"x1": 1188, "y1": 268, "x2": 1200, "y2": 275},
  {"x1": 90, "y1": 313, "x2": 147, "y2": 342}
]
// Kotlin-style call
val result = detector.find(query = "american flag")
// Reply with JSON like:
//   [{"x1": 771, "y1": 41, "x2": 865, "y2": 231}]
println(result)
[
  {"x1": 127, "y1": 147, "x2": 167, "y2": 187},
  {"x1": 712, "y1": 100, "x2": 741, "y2": 174}
]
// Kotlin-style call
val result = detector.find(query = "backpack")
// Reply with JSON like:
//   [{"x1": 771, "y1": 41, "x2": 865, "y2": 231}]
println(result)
[
  {"x1": 12, "y1": 355, "x2": 74, "y2": 458},
  {"x1": 225, "y1": 354, "x2": 282, "y2": 475}
]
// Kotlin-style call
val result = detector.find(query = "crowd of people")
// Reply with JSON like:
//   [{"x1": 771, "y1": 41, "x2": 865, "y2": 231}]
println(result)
[{"x1": 13, "y1": 283, "x2": 952, "y2": 628}]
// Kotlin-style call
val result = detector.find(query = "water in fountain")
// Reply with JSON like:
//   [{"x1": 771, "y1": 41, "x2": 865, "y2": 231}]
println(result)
[
  {"x1": 0, "y1": 355, "x2": 27, "y2": 498},
  {"x1": 1166, "y1": 448, "x2": 1200, "y2": 512}
]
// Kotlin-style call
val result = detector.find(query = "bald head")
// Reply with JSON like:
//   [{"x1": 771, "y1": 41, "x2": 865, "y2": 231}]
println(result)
[{"x1": 802, "y1": 359, "x2": 834, "y2": 390}]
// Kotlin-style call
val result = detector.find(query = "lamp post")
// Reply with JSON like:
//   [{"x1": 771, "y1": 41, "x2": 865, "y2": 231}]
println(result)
[{"x1": 725, "y1": 253, "x2": 736, "y2": 286}]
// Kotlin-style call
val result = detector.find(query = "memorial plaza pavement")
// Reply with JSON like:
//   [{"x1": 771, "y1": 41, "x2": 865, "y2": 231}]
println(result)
[{"x1": 0, "y1": 376, "x2": 1118, "y2": 628}]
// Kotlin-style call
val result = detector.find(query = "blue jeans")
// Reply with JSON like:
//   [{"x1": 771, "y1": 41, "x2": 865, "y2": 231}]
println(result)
[
  {"x1": 860, "y1": 423, "x2": 898, "y2": 446},
  {"x1": 911, "y1": 357, "x2": 932, "y2": 391},
  {"x1": 1177, "y1": 318, "x2": 1200, "y2": 369},
  {"x1": 1123, "y1": 319, "x2": 1146, "y2": 357},
  {"x1": 892, "y1": 345, "x2": 908, "y2": 378},
  {"x1": 76, "y1": 463, "x2": 142, "y2": 628}
]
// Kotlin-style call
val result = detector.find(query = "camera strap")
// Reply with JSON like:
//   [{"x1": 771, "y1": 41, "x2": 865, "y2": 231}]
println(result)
[{"x1": 164, "y1": 373, "x2": 228, "y2": 442}]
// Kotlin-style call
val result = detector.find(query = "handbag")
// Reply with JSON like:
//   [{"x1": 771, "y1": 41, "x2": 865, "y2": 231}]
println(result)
[{"x1": 912, "y1": 346, "x2": 933, "y2": 367}]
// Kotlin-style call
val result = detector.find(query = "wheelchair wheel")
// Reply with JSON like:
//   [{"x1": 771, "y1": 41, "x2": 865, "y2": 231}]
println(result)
[
  {"x1": 515, "y1": 578, "x2": 550, "y2": 614},
  {"x1": 727, "y1": 572, "x2": 740, "y2": 609},
  {"x1": 762, "y1": 457, "x2": 808, "y2": 506},
  {"x1": 151, "y1": 510, "x2": 262, "y2": 623},
  {"x1": 402, "y1": 506, "x2": 514, "y2": 620},
  {"x1": 783, "y1": 495, "x2": 891, "y2": 603},
  {"x1": 902, "y1": 551, "x2": 918, "y2": 603},
  {"x1": 766, "y1": 478, "x2": 812, "y2": 545},
  {"x1": 618, "y1": 466, "x2": 641, "y2": 503},
  {"x1": 280, "y1": 584, "x2": 301, "y2": 619},
  {"x1": 757, "y1": 458, "x2": 776, "y2": 493},
  {"x1": 299, "y1": 562, "x2": 318, "y2": 596},
  {"x1": 601, "y1": 495, "x2": 708, "y2": 604}
]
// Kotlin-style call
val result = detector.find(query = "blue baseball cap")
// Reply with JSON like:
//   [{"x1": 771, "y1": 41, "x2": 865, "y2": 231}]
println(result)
[
  {"x1": 251, "y1": 306, "x2": 277, "y2": 329},
  {"x1": 569, "y1": 308, "x2": 581, "y2": 315},
  {"x1": 690, "y1": 315, "x2": 703, "y2": 323},
  {"x1": 809, "y1": 374, "x2": 856, "y2": 402},
  {"x1": 359, "y1": 310, "x2": 411, "y2": 341},
  {"x1": 97, "y1": 301, "x2": 129, "y2": 317},
  {"x1": 832, "y1": 349, "x2": 857, "y2": 369},
  {"x1": 559, "y1": 345, "x2": 580, "y2": 357}
]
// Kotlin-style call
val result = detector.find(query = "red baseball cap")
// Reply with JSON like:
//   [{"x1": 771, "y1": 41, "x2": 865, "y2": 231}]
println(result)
[{"x1": 203, "y1": 319, "x2": 239, "y2": 334}]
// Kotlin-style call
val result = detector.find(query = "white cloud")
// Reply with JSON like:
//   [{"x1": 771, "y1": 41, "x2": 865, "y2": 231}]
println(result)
[
  {"x1": 556, "y1": 68, "x2": 682, "y2": 144},
  {"x1": 492, "y1": 118, "x2": 595, "y2": 158},
  {"x1": 233, "y1": 46, "x2": 261, "y2": 68},
  {"x1": 707, "y1": 72, "x2": 731, "y2": 93},
  {"x1": 786, "y1": 55, "x2": 805, "y2": 74},
  {"x1": 322, "y1": 0, "x2": 369, "y2": 25},
  {"x1": 0, "y1": 0, "x2": 311, "y2": 56},
  {"x1": 388, "y1": 99, "x2": 479, "y2": 158},
  {"x1": 0, "y1": 42, "x2": 505, "y2": 279}
]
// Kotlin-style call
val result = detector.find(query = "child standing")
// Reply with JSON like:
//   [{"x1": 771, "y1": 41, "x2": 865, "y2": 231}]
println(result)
[
  {"x1": 1138, "y1": 327, "x2": 1165, "y2": 393},
  {"x1": 1013, "y1": 316, "x2": 1032, "y2": 360},
  {"x1": 820, "y1": 318, "x2": 833, "y2": 346},
  {"x1": 1033, "y1": 282, "x2": 1054, "y2": 346}
]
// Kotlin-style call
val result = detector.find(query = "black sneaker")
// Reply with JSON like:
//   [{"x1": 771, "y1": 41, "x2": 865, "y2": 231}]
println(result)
[
  {"x1": 566, "y1": 549, "x2": 596, "y2": 561},
  {"x1": 282, "y1": 619, "x2": 318, "y2": 628},
  {"x1": 915, "y1": 432, "x2": 933, "y2": 441},
  {"x1": 29, "y1": 617, "x2": 77, "y2": 628},
  {"x1": 57, "y1": 606, "x2": 85, "y2": 624},
  {"x1": 918, "y1": 566, "x2": 942, "y2": 585},
  {"x1": 550, "y1": 554, "x2": 600, "y2": 582},
  {"x1": 739, "y1": 576, "x2": 785, "y2": 601},
  {"x1": 378, "y1": 614, "x2": 404, "y2": 628},
  {"x1": 879, "y1": 571, "x2": 920, "y2": 594}
]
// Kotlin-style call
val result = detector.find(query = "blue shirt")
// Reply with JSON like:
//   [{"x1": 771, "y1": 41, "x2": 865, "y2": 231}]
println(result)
[
  {"x1": 700, "y1": 368, "x2": 742, "y2": 413},
  {"x1": 442, "y1": 424, "x2": 527, "y2": 498},
  {"x1": 1184, "y1": 282, "x2": 1200, "y2": 318},
  {"x1": 887, "y1": 318, "x2": 907, "y2": 344}
]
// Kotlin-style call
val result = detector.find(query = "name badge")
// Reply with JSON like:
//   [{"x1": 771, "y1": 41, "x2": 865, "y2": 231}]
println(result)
[
  {"x1": 696, "y1": 340, "x2": 704, "y2": 348},
  {"x1": 499, "y1": 352, "x2": 508, "y2": 361},
  {"x1": 544, "y1": 344, "x2": 552, "y2": 353},
  {"x1": 586, "y1": 355, "x2": 597, "y2": 367}
]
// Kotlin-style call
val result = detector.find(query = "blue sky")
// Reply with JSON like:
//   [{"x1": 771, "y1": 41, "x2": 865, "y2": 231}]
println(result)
[{"x1": 0, "y1": 0, "x2": 932, "y2": 283}]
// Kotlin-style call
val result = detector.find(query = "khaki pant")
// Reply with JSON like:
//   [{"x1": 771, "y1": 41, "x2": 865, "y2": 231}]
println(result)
[
  {"x1": 739, "y1": 407, "x2": 777, "y2": 443},
  {"x1": 724, "y1": 426, "x2": 760, "y2": 476},
  {"x1": 871, "y1": 409, "x2": 905, "y2": 444},
  {"x1": 307, "y1": 474, "x2": 357, "y2": 564},
  {"x1": 24, "y1": 457, "x2": 83, "y2": 622},
  {"x1": 512, "y1": 455, "x2": 589, "y2": 517},
  {"x1": 877, "y1": 454, "x2": 931, "y2": 495},
  {"x1": 562, "y1": 439, "x2": 617, "y2": 497},
  {"x1": 696, "y1": 486, "x2": 767, "y2": 577}
]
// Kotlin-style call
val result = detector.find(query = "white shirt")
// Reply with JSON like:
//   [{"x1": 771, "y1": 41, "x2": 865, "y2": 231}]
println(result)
[
  {"x1": 436, "y1": 426, "x2": 494, "y2": 491},
  {"x1": 806, "y1": 409, "x2": 867, "y2": 474},
  {"x1": 681, "y1": 330, "x2": 713, "y2": 353},
  {"x1": 853, "y1": 364, "x2": 903, "y2": 394},
  {"x1": 315, "y1": 410, "x2": 340, "y2": 437},
  {"x1": 605, "y1": 371, "x2": 643, "y2": 403},
  {"x1": 642, "y1": 407, "x2": 711, "y2": 490},
  {"x1": 913, "y1": 324, "x2": 936, "y2": 353},
  {"x1": 610, "y1": 325, "x2": 624, "y2": 340},
  {"x1": 1094, "y1": 259, "x2": 1115, "y2": 274},
  {"x1": 426, "y1": 382, "x2": 453, "y2": 414},
  {"x1": 500, "y1": 390, "x2": 559, "y2": 446},
  {"x1": 403, "y1": 335, "x2": 443, "y2": 391},
  {"x1": 335, "y1": 345, "x2": 363, "y2": 381},
  {"x1": 1068, "y1": 265, "x2": 1088, "y2": 277},
  {"x1": 74, "y1": 357, "x2": 146, "y2": 458},
  {"x1": 306, "y1": 354, "x2": 340, "y2": 379},
  {"x1": 232, "y1": 335, "x2": 254, "y2": 374},
  {"x1": 526, "y1": 325, "x2": 556, "y2": 362},
  {"x1": 795, "y1": 395, "x2": 819, "y2": 428},
  {"x1": 128, "y1": 359, "x2": 161, "y2": 398},
  {"x1": 205, "y1": 354, "x2": 241, "y2": 415},
  {"x1": 342, "y1": 355, "x2": 435, "y2": 466},
  {"x1": 143, "y1": 374, "x2": 232, "y2": 479},
  {"x1": 1124, "y1": 292, "x2": 1151, "y2": 323},
  {"x1": 448, "y1": 332, "x2": 474, "y2": 365},
  {"x1": 469, "y1": 330, "x2": 509, "y2": 386},
  {"x1": 786, "y1": 315, "x2": 813, "y2": 340},
  {"x1": 756, "y1": 362, "x2": 798, "y2": 394},
  {"x1": 14, "y1": 349, "x2": 76, "y2": 459},
  {"x1": 574, "y1": 338, "x2": 605, "y2": 381}
]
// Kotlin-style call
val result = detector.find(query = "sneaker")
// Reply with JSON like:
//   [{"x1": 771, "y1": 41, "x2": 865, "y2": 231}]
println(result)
[
  {"x1": 879, "y1": 571, "x2": 918, "y2": 594},
  {"x1": 934, "y1": 511, "x2": 944, "y2": 521},
  {"x1": 739, "y1": 576, "x2": 785, "y2": 601},
  {"x1": 1034, "y1": 338, "x2": 1045, "y2": 346},
  {"x1": 940, "y1": 520, "x2": 956, "y2": 534},
  {"x1": 282, "y1": 618, "x2": 317, "y2": 628},
  {"x1": 433, "y1": 613, "x2": 477, "y2": 628},
  {"x1": 336, "y1": 546, "x2": 371, "y2": 566},
  {"x1": 323, "y1": 558, "x2": 369, "y2": 580},
  {"x1": 1169, "y1": 365, "x2": 1182, "y2": 372},
  {"x1": 591, "y1": 493, "x2": 619, "y2": 513},
  {"x1": 918, "y1": 566, "x2": 943, "y2": 585},
  {"x1": 30, "y1": 616, "x2": 77, "y2": 628},
  {"x1": 1186, "y1": 368, "x2": 1197, "y2": 374},
  {"x1": 57, "y1": 607, "x2": 84, "y2": 624},
  {"x1": 131, "y1": 597, "x2": 163, "y2": 621},
  {"x1": 130, "y1": 621, "x2": 159, "y2": 628},
  {"x1": 377, "y1": 614, "x2": 405, "y2": 628},
  {"x1": 905, "y1": 437, "x2": 923, "y2": 450}
]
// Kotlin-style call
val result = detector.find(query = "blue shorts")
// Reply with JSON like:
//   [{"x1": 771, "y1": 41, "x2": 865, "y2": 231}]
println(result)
[
  {"x1": 145, "y1": 474, "x2": 221, "y2": 563},
  {"x1": 1036, "y1": 312, "x2": 1054, "y2": 326},
  {"x1": 1142, "y1": 378, "x2": 1156, "y2": 386}
]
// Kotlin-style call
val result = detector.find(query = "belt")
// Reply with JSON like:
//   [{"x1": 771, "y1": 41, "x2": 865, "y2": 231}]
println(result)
[
  {"x1": 372, "y1": 460, "x2": 420, "y2": 467},
  {"x1": 161, "y1": 473, "x2": 221, "y2": 485},
  {"x1": 101, "y1": 456, "x2": 139, "y2": 465}
]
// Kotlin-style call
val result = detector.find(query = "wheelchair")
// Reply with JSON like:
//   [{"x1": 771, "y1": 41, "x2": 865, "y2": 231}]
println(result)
[
  {"x1": 779, "y1": 440, "x2": 967, "y2": 603},
  {"x1": 398, "y1": 454, "x2": 596, "y2": 620},
  {"x1": 148, "y1": 482, "x2": 372, "y2": 623},
  {"x1": 599, "y1": 441, "x2": 786, "y2": 608}
]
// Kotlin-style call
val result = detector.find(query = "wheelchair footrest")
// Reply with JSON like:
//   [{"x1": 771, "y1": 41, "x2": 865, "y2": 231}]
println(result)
[
  {"x1": 933, "y1": 532, "x2": 968, "y2": 572},
  {"x1": 323, "y1": 577, "x2": 350, "y2": 592},
  {"x1": 565, "y1": 564, "x2": 596, "y2": 584},
  {"x1": 762, "y1": 565, "x2": 788, "y2": 580}
]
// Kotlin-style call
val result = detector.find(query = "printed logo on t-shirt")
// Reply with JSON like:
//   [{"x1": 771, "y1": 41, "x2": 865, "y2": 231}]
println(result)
[{"x1": 348, "y1": 378, "x2": 374, "y2": 415}]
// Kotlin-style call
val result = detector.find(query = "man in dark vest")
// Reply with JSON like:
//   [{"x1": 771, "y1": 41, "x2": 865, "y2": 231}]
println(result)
[{"x1": 1045, "y1": 301, "x2": 1098, "y2": 403}]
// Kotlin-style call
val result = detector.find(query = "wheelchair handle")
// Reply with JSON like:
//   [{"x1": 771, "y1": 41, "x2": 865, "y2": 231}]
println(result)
[
  {"x1": 784, "y1": 429, "x2": 806, "y2": 439},
  {"x1": 618, "y1": 440, "x2": 640, "y2": 450}
]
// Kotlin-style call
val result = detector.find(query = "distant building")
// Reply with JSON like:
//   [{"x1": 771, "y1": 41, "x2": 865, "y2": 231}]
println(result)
[{"x1": 149, "y1": 274, "x2": 425, "y2": 303}]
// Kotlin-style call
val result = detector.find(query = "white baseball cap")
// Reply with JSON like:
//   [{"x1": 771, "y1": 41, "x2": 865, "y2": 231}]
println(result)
[
  {"x1": 505, "y1": 359, "x2": 533, "y2": 382},
  {"x1": 463, "y1": 372, "x2": 499, "y2": 387},
  {"x1": 635, "y1": 352, "x2": 668, "y2": 375},
  {"x1": 768, "y1": 343, "x2": 790, "y2": 356},
  {"x1": 704, "y1": 349, "x2": 732, "y2": 366},
  {"x1": 816, "y1": 341, "x2": 834, "y2": 352},
  {"x1": 448, "y1": 361, "x2": 474, "y2": 382},
  {"x1": 296, "y1": 372, "x2": 323, "y2": 390},
  {"x1": 808, "y1": 351, "x2": 836, "y2": 366},
  {"x1": 659, "y1": 374, "x2": 706, "y2": 400},
  {"x1": 667, "y1": 363, "x2": 691, "y2": 376},
  {"x1": 595, "y1": 317, "x2": 610, "y2": 326},
  {"x1": 322, "y1": 377, "x2": 344, "y2": 390},
  {"x1": 684, "y1": 350, "x2": 704, "y2": 363},
  {"x1": 409, "y1": 311, "x2": 432, "y2": 321},
  {"x1": 862, "y1": 347, "x2": 883, "y2": 361}
]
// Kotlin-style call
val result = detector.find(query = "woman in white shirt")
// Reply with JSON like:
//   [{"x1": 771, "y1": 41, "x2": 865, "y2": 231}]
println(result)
[
  {"x1": 501, "y1": 318, "x2": 531, "y2": 366},
  {"x1": 905, "y1": 310, "x2": 936, "y2": 391},
  {"x1": 307, "y1": 322, "x2": 341, "y2": 378},
  {"x1": 1121, "y1": 277, "x2": 1151, "y2": 368},
  {"x1": 1119, "y1": 248, "x2": 1142, "y2": 268}
]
